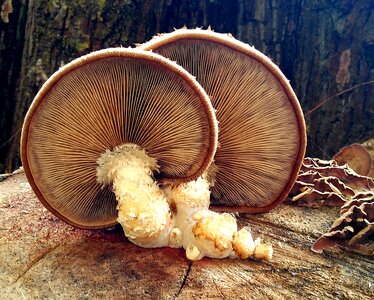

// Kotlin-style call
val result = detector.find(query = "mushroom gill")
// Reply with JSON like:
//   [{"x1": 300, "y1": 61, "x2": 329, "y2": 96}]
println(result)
[
  {"x1": 21, "y1": 48, "x2": 273, "y2": 261},
  {"x1": 141, "y1": 28, "x2": 307, "y2": 213},
  {"x1": 21, "y1": 48, "x2": 218, "y2": 229}
]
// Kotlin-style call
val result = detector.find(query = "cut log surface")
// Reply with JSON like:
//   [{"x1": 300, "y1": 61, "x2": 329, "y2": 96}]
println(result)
[{"x1": 0, "y1": 171, "x2": 373, "y2": 299}]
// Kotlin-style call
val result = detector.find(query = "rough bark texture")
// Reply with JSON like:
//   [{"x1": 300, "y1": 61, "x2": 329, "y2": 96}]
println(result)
[
  {"x1": 1, "y1": 0, "x2": 374, "y2": 173},
  {"x1": 0, "y1": 0, "x2": 28, "y2": 172},
  {"x1": 1, "y1": 171, "x2": 373, "y2": 299},
  {"x1": 296, "y1": 0, "x2": 374, "y2": 159}
]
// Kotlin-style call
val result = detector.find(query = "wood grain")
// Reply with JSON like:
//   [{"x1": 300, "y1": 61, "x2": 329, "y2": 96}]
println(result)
[{"x1": 1, "y1": 171, "x2": 373, "y2": 299}]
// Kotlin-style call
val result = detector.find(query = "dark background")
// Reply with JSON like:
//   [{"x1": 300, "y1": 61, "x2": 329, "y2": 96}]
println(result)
[{"x1": 1, "y1": 0, "x2": 373, "y2": 173}]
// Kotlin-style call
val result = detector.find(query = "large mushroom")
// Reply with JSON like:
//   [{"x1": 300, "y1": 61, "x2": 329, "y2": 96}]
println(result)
[
  {"x1": 21, "y1": 48, "x2": 272, "y2": 260},
  {"x1": 141, "y1": 28, "x2": 307, "y2": 213},
  {"x1": 21, "y1": 48, "x2": 218, "y2": 231}
]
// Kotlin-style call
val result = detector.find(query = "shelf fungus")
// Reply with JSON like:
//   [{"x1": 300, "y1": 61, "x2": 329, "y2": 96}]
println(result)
[
  {"x1": 141, "y1": 27, "x2": 306, "y2": 213},
  {"x1": 289, "y1": 158, "x2": 374, "y2": 207},
  {"x1": 312, "y1": 197, "x2": 374, "y2": 256},
  {"x1": 21, "y1": 48, "x2": 272, "y2": 261},
  {"x1": 289, "y1": 157, "x2": 374, "y2": 255}
]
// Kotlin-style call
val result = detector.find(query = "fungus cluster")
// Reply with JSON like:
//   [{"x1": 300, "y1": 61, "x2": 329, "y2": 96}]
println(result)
[
  {"x1": 312, "y1": 196, "x2": 374, "y2": 256},
  {"x1": 21, "y1": 29, "x2": 306, "y2": 261},
  {"x1": 289, "y1": 157, "x2": 374, "y2": 255},
  {"x1": 289, "y1": 158, "x2": 373, "y2": 208}
]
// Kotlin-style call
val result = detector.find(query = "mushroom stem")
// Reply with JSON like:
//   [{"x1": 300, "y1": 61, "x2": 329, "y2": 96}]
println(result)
[
  {"x1": 165, "y1": 177, "x2": 273, "y2": 261},
  {"x1": 97, "y1": 143, "x2": 172, "y2": 247},
  {"x1": 97, "y1": 145, "x2": 273, "y2": 260}
]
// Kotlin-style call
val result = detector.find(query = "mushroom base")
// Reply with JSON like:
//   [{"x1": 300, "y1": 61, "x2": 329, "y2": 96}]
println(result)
[
  {"x1": 96, "y1": 143, "x2": 273, "y2": 261},
  {"x1": 165, "y1": 179, "x2": 273, "y2": 261}
]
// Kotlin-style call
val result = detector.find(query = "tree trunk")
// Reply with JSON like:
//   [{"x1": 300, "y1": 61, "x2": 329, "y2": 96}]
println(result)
[
  {"x1": 294, "y1": 0, "x2": 374, "y2": 159},
  {"x1": 1, "y1": 0, "x2": 373, "y2": 173},
  {"x1": 0, "y1": 0, "x2": 28, "y2": 172}
]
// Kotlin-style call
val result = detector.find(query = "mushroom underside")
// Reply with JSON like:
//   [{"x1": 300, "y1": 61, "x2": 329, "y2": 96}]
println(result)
[
  {"x1": 21, "y1": 49, "x2": 217, "y2": 229},
  {"x1": 141, "y1": 29, "x2": 306, "y2": 212},
  {"x1": 21, "y1": 47, "x2": 273, "y2": 261}
]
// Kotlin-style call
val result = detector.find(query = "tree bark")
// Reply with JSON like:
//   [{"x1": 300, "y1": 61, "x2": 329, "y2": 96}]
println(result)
[
  {"x1": 0, "y1": 0, "x2": 373, "y2": 172},
  {"x1": 0, "y1": 0, "x2": 28, "y2": 172},
  {"x1": 294, "y1": 0, "x2": 374, "y2": 159}
]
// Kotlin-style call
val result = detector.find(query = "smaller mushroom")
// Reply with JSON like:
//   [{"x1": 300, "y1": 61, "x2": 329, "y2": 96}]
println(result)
[
  {"x1": 362, "y1": 138, "x2": 374, "y2": 177},
  {"x1": 333, "y1": 143, "x2": 373, "y2": 176}
]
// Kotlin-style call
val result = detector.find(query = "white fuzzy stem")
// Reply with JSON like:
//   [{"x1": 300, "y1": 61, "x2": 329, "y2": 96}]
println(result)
[
  {"x1": 97, "y1": 144, "x2": 273, "y2": 261},
  {"x1": 97, "y1": 144, "x2": 171, "y2": 247}
]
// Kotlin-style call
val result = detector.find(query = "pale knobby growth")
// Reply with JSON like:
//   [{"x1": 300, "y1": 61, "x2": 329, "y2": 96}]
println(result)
[{"x1": 97, "y1": 144, "x2": 273, "y2": 261}]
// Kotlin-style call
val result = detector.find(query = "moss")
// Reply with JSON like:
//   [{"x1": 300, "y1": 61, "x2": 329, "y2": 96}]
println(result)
[
  {"x1": 97, "y1": 0, "x2": 106, "y2": 13},
  {"x1": 75, "y1": 40, "x2": 90, "y2": 52}
]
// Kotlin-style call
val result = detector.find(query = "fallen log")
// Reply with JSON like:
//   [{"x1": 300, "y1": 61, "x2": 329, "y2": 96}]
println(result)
[{"x1": 0, "y1": 171, "x2": 373, "y2": 299}]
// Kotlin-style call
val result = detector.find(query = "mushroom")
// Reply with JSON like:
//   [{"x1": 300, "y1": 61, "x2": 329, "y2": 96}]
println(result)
[
  {"x1": 311, "y1": 197, "x2": 374, "y2": 256},
  {"x1": 333, "y1": 143, "x2": 373, "y2": 176},
  {"x1": 362, "y1": 138, "x2": 374, "y2": 177},
  {"x1": 21, "y1": 48, "x2": 218, "y2": 232},
  {"x1": 289, "y1": 157, "x2": 374, "y2": 207},
  {"x1": 0, "y1": 0, "x2": 13, "y2": 23},
  {"x1": 301, "y1": 158, "x2": 374, "y2": 191},
  {"x1": 288, "y1": 157, "x2": 374, "y2": 255},
  {"x1": 141, "y1": 28, "x2": 306, "y2": 213},
  {"x1": 21, "y1": 48, "x2": 272, "y2": 260}
]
